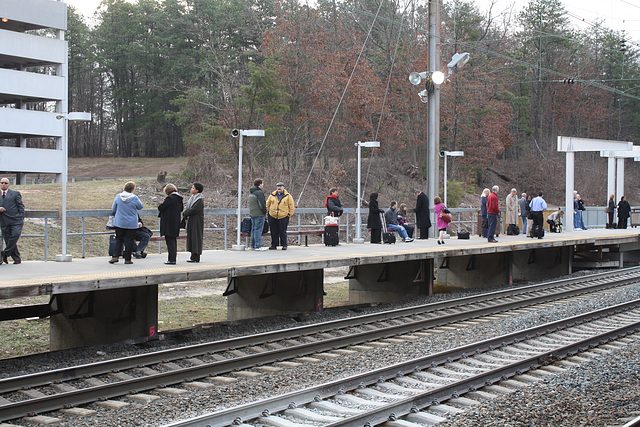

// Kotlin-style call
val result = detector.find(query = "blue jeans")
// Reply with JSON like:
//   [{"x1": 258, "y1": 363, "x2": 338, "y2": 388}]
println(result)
[
  {"x1": 251, "y1": 216, "x2": 265, "y2": 249},
  {"x1": 574, "y1": 210, "x2": 586, "y2": 229},
  {"x1": 487, "y1": 213, "x2": 498, "y2": 241},
  {"x1": 388, "y1": 224, "x2": 409, "y2": 240},
  {"x1": 521, "y1": 216, "x2": 527, "y2": 234}
]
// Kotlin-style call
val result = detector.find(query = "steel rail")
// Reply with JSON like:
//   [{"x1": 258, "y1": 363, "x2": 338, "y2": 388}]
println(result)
[
  {"x1": 1, "y1": 266, "x2": 637, "y2": 396},
  {"x1": 0, "y1": 269, "x2": 639, "y2": 421},
  {"x1": 166, "y1": 299, "x2": 640, "y2": 427}
]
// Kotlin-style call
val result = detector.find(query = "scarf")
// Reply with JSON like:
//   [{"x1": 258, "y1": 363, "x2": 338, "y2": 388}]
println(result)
[{"x1": 187, "y1": 193, "x2": 203, "y2": 209}]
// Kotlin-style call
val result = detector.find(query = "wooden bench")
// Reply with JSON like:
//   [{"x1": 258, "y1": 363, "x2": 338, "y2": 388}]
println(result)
[{"x1": 241, "y1": 228, "x2": 346, "y2": 246}]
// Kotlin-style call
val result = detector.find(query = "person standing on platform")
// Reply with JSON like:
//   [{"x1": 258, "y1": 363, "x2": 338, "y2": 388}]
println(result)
[
  {"x1": 607, "y1": 194, "x2": 616, "y2": 229},
  {"x1": 109, "y1": 181, "x2": 143, "y2": 265},
  {"x1": 576, "y1": 193, "x2": 586, "y2": 230},
  {"x1": 487, "y1": 186, "x2": 500, "y2": 243},
  {"x1": 433, "y1": 196, "x2": 449, "y2": 245},
  {"x1": 480, "y1": 188, "x2": 489, "y2": 238},
  {"x1": 617, "y1": 196, "x2": 631, "y2": 229},
  {"x1": 367, "y1": 192, "x2": 384, "y2": 244},
  {"x1": 505, "y1": 188, "x2": 519, "y2": 232},
  {"x1": 518, "y1": 193, "x2": 529, "y2": 235},
  {"x1": 325, "y1": 188, "x2": 344, "y2": 219},
  {"x1": 267, "y1": 182, "x2": 295, "y2": 250},
  {"x1": 0, "y1": 178, "x2": 24, "y2": 265},
  {"x1": 249, "y1": 179, "x2": 268, "y2": 251},
  {"x1": 158, "y1": 183, "x2": 183, "y2": 265},
  {"x1": 414, "y1": 189, "x2": 431, "y2": 239},
  {"x1": 183, "y1": 183, "x2": 204, "y2": 262},
  {"x1": 529, "y1": 191, "x2": 547, "y2": 239}
]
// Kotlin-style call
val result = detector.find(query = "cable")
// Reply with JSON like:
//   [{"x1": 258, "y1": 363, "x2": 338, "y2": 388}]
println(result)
[{"x1": 296, "y1": 0, "x2": 385, "y2": 206}]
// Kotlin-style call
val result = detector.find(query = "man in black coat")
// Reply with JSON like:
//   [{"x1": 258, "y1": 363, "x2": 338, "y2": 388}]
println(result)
[
  {"x1": 0, "y1": 178, "x2": 25, "y2": 264},
  {"x1": 415, "y1": 189, "x2": 432, "y2": 239},
  {"x1": 158, "y1": 183, "x2": 184, "y2": 264}
]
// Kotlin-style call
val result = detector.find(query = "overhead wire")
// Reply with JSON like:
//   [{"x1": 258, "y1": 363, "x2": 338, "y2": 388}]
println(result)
[{"x1": 296, "y1": 0, "x2": 385, "y2": 205}]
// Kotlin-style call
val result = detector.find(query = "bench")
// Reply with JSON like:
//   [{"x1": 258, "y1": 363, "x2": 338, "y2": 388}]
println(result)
[
  {"x1": 241, "y1": 228, "x2": 346, "y2": 246},
  {"x1": 149, "y1": 235, "x2": 187, "y2": 242}
]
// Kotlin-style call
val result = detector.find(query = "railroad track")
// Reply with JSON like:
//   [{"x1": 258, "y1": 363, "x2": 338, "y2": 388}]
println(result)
[
  {"x1": 0, "y1": 267, "x2": 639, "y2": 423},
  {"x1": 167, "y1": 299, "x2": 640, "y2": 427}
]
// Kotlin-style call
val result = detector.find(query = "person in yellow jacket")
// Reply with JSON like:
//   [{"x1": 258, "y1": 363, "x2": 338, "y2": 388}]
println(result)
[{"x1": 266, "y1": 182, "x2": 295, "y2": 250}]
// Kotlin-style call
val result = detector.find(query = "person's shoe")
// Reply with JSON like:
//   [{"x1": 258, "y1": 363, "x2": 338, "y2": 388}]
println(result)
[
  {"x1": 489, "y1": 239, "x2": 498, "y2": 243},
  {"x1": 269, "y1": 246, "x2": 277, "y2": 250},
  {"x1": 405, "y1": 237, "x2": 414, "y2": 242},
  {"x1": 437, "y1": 240, "x2": 441, "y2": 245},
  {"x1": 13, "y1": 259, "x2": 21, "y2": 264},
  {"x1": 282, "y1": 246, "x2": 287, "y2": 250},
  {"x1": 133, "y1": 252, "x2": 142, "y2": 259},
  {"x1": 1, "y1": 252, "x2": 7, "y2": 264},
  {"x1": 108, "y1": 257, "x2": 119, "y2": 264},
  {"x1": 258, "y1": 247, "x2": 269, "y2": 251},
  {"x1": 165, "y1": 261, "x2": 176, "y2": 265},
  {"x1": 140, "y1": 252, "x2": 147, "y2": 258},
  {"x1": 124, "y1": 260, "x2": 133, "y2": 265},
  {"x1": 187, "y1": 259, "x2": 199, "y2": 263}
]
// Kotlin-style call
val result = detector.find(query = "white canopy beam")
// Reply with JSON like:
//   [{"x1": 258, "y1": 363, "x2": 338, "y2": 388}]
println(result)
[{"x1": 557, "y1": 137, "x2": 633, "y2": 232}]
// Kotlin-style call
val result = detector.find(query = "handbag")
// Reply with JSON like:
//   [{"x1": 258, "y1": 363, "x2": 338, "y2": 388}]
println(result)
[
  {"x1": 458, "y1": 230, "x2": 470, "y2": 239},
  {"x1": 481, "y1": 218, "x2": 488, "y2": 229},
  {"x1": 262, "y1": 219, "x2": 269, "y2": 234},
  {"x1": 324, "y1": 215, "x2": 339, "y2": 226},
  {"x1": 439, "y1": 212, "x2": 452, "y2": 223},
  {"x1": 180, "y1": 218, "x2": 187, "y2": 229},
  {"x1": 106, "y1": 215, "x2": 115, "y2": 229}
]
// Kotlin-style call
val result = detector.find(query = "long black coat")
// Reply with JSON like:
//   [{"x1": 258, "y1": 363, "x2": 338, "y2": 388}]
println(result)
[
  {"x1": 183, "y1": 197, "x2": 204, "y2": 254},
  {"x1": 366, "y1": 199, "x2": 384, "y2": 229},
  {"x1": 158, "y1": 193, "x2": 183, "y2": 237},
  {"x1": 415, "y1": 192, "x2": 432, "y2": 229},
  {"x1": 618, "y1": 200, "x2": 631, "y2": 220}
]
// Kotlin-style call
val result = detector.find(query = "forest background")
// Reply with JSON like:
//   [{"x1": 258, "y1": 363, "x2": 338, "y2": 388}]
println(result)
[{"x1": 52, "y1": 0, "x2": 640, "y2": 207}]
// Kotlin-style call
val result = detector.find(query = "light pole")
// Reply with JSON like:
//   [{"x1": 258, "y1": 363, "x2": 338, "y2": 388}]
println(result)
[
  {"x1": 354, "y1": 141, "x2": 380, "y2": 244},
  {"x1": 231, "y1": 129, "x2": 265, "y2": 251},
  {"x1": 440, "y1": 150, "x2": 464, "y2": 206},
  {"x1": 55, "y1": 112, "x2": 91, "y2": 262}
]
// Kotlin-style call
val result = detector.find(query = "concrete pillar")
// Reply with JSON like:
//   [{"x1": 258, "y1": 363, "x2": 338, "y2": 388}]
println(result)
[
  {"x1": 512, "y1": 247, "x2": 571, "y2": 281},
  {"x1": 349, "y1": 260, "x2": 433, "y2": 304},
  {"x1": 50, "y1": 285, "x2": 158, "y2": 350},
  {"x1": 227, "y1": 269, "x2": 324, "y2": 321},
  {"x1": 435, "y1": 253, "x2": 510, "y2": 290}
]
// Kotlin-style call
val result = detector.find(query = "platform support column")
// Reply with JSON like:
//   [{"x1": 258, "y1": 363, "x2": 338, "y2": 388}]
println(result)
[
  {"x1": 512, "y1": 247, "x2": 571, "y2": 281},
  {"x1": 435, "y1": 253, "x2": 510, "y2": 290},
  {"x1": 50, "y1": 285, "x2": 158, "y2": 351},
  {"x1": 348, "y1": 260, "x2": 433, "y2": 305},
  {"x1": 227, "y1": 269, "x2": 324, "y2": 321}
]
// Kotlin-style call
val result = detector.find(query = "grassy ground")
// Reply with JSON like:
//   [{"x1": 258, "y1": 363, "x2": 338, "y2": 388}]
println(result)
[{"x1": 0, "y1": 280, "x2": 350, "y2": 359}]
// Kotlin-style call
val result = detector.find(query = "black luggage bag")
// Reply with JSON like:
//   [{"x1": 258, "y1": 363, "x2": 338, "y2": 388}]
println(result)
[
  {"x1": 109, "y1": 234, "x2": 122, "y2": 257},
  {"x1": 531, "y1": 224, "x2": 544, "y2": 239},
  {"x1": 458, "y1": 230, "x2": 470, "y2": 239},
  {"x1": 380, "y1": 213, "x2": 396, "y2": 244},
  {"x1": 507, "y1": 224, "x2": 520, "y2": 235},
  {"x1": 324, "y1": 224, "x2": 339, "y2": 246}
]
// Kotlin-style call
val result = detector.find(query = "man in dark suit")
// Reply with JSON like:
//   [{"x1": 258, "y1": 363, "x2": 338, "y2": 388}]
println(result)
[
  {"x1": 415, "y1": 189, "x2": 432, "y2": 239},
  {"x1": 0, "y1": 178, "x2": 25, "y2": 264}
]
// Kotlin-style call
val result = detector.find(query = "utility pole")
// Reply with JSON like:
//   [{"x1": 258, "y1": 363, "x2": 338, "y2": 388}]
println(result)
[{"x1": 427, "y1": 0, "x2": 441, "y2": 236}]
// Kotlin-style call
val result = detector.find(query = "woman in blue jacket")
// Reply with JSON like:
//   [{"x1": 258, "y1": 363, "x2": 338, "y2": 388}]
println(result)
[{"x1": 109, "y1": 181, "x2": 143, "y2": 264}]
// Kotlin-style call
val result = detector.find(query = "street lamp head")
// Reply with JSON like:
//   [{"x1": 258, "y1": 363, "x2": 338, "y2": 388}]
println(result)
[
  {"x1": 409, "y1": 72, "x2": 427, "y2": 86},
  {"x1": 418, "y1": 90, "x2": 429, "y2": 103},
  {"x1": 431, "y1": 71, "x2": 445, "y2": 85},
  {"x1": 448, "y1": 52, "x2": 470, "y2": 69},
  {"x1": 358, "y1": 141, "x2": 380, "y2": 148}
]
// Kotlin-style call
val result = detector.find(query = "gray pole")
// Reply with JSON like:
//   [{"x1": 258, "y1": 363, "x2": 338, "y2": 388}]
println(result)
[{"x1": 427, "y1": 0, "x2": 441, "y2": 237}]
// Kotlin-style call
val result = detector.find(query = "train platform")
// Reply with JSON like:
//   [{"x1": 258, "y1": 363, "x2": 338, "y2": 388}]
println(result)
[
  {"x1": 0, "y1": 227, "x2": 638, "y2": 299},
  {"x1": 1, "y1": 228, "x2": 638, "y2": 350}
]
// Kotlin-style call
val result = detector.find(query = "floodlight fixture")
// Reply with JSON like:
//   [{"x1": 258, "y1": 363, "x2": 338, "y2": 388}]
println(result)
[
  {"x1": 448, "y1": 52, "x2": 470, "y2": 69},
  {"x1": 409, "y1": 72, "x2": 428, "y2": 86},
  {"x1": 431, "y1": 71, "x2": 445, "y2": 85}
]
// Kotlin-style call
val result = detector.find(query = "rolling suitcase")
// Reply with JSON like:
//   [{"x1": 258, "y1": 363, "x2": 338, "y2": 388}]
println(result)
[
  {"x1": 108, "y1": 234, "x2": 122, "y2": 257},
  {"x1": 381, "y1": 213, "x2": 396, "y2": 244},
  {"x1": 531, "y1": 224, "x2": 544, "y2": 239},
  {"x1": 324, "y1": 224, "x2": 339, "y2": 246}
]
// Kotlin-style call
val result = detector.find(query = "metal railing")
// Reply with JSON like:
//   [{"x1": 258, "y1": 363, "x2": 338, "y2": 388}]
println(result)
[{"x1": 10, "y1": 206, "x2": 627, "y2": 261}]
